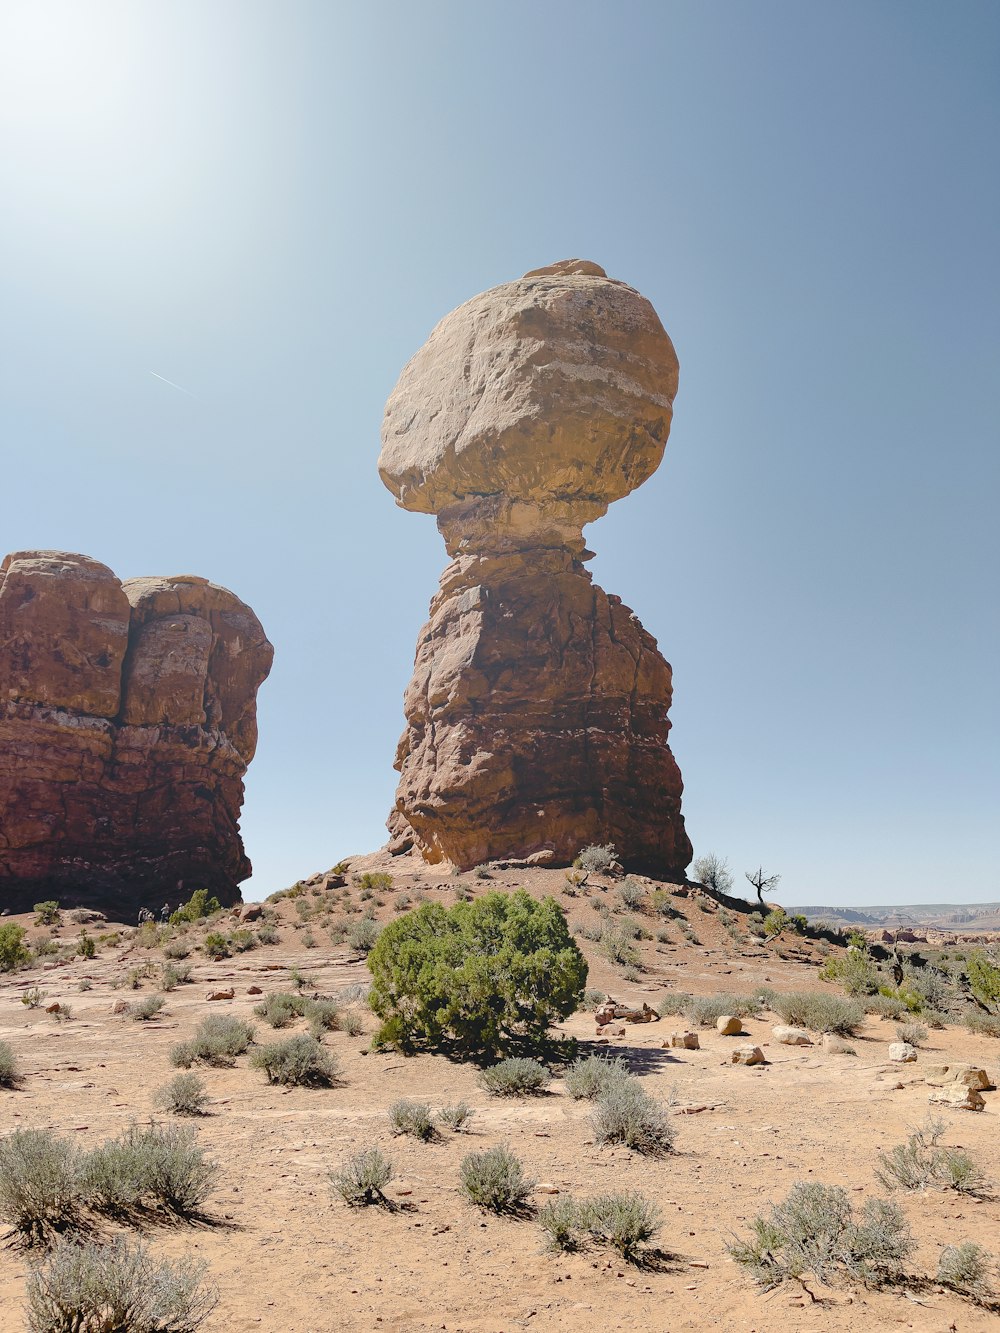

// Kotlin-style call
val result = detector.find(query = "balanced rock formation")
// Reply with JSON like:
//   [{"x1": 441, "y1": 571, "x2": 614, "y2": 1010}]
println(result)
[
  {"x1": 0, "y1": 551, "x2": 272, "y2": 914},
  {"x1": 379, "y1": 259, "x2": 691, "y2": 875}
]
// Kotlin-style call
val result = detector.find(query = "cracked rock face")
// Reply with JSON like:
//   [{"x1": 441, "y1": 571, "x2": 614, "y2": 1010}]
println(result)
[
  {"x1": 0, "y1": 551, "x2": 273, "y2": 914},
  {"x1": 379, "y1": 260, "x2": 691, "y2": 875}
]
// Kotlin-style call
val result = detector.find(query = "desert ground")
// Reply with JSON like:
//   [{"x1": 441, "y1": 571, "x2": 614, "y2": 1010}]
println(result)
[{"x1": 1, "y1": 855, "x2": 998, "y2": 1333}]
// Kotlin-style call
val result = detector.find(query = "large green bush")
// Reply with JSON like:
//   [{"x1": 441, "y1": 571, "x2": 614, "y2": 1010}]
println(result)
[
  {"x1": 367, "y1": 890, "x2": 587, "y2": 1056},
  {"x1": 967, "y1": 951, "x2": 1000, "y2": 1013},
  {"x1": 0, "y1": 923, "x2": 30, "y2": 972}
]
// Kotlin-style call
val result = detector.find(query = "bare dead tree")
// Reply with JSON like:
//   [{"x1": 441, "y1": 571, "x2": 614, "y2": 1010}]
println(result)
[{"x1": 745, "y1": 866, "x2": 781, "y2": 908}]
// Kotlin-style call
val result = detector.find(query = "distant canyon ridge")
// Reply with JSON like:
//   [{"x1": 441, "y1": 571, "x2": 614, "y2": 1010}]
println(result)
[
  {"x1": 0, "y1": 551, "x2": 272, "y2": 915},
  {"x1": 379, "y1": 259, "x2": 692, "y2": 876}
]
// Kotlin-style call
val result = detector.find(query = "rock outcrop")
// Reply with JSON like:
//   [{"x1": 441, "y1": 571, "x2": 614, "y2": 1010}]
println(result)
[
  {"x1": 0, "y1": 551, "x2": 272, "y2": 915},
  {"x1": 379, "y1": 259, "x2": 692, "y2": 875}
]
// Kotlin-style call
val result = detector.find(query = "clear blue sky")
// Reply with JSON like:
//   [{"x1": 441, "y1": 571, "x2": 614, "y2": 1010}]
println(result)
[{"x1": 1, "y1": 2, "x2": 997, "y2": 906}]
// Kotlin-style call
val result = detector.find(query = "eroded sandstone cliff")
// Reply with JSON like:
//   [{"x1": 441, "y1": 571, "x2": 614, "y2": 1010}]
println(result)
[
  {"x1": 379, "y1": 259, "x2": 692, "y2": 875},
  {"x1": 0, "y1": 551, "x2": 272, "y2": 914}
]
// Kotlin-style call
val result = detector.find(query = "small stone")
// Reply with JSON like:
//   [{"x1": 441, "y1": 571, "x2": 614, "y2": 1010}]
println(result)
[
  {"x1": 239, "y1": 904, "x2": 263, "y2": 922},
  {"x1": 822, "y1": 1034, "x2": 856, "y2": 1055},
  {"x1": 669, "y1": 1031, "x2": 700, "y2": 1049},
  {"x1": 888, "y1": 1042, "x2": 917, "y2": 1063},
  {"x1": 246, "y1": 986, "x2": 263, "y2": 995},
  {"x1": 772, "y1": 1025, "x2": 812, "y2": 1046},
  {"x1": 45, "y1": 1002, "x2": 61, "y2": 1014},
  {"x1": 730, "y1": 1045, "x2": 765, "y2": 1066},
  {"x1": 535, "y1": 1184, "x2": 560, "y2": 1194},
  {"x1": 206, "y1": 988, "x2": 235, "y2": 1002},
  {"x1": 110, "y1": 999, "x2": 128, "y2": 1015},
  {"x1": 716, "y1": 1015, "x2": 742, "y2": 1035}
]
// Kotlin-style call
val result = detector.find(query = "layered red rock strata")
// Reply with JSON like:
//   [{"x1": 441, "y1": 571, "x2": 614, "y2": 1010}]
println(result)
[
  {"x1": 379, "y1": 259, "x2": 692, "y2": 875},
  {"x1": 0, "y1": 551, "x2": 272, "y2": 914}
]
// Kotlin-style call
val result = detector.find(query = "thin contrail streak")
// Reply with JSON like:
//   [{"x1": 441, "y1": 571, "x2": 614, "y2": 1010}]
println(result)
[{"x1": 149, "y1": 371, "x2": 195, "y2": 397}]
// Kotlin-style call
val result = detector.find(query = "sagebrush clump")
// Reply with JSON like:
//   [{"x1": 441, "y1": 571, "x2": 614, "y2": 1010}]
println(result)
[
  {"x1": 330, "y1": 1148, "x2": 393, "y2": 1207},
  {"x1": 591, "y1": 1080, "x2": 675, "y2": 1156},
  {"x1": 25, "y1": 1236, "x2": 218, "y2": 1333},
  {"x1": 0, "y1": 1129, "x2": 81, "y2": 1244},
  {"x1": 388, "y1": 1099, "x2": 434, "y2": 1140},
  {"x1": 728, "y1": 1181, "x2": 913, "y2": 1288},
  {"x1": 154, "y1": 1073, "x2": 209, "y2": 1117},
  {"x1": 249, "y1": 1035, "x2": 340, "y2": 1086},
  {"x1": 80, "y1": 1123, "x2": 216, "y2": 1218},
  {"x1": 563, "y1": 1054, "x2": 630, "y2": 1100},
  {"x1": 460, "y1": 1145, "x2": 534, "y2": 1213},
  {"x1": 170, "y1": 1015, "x2": 255, "y2": 1068},
  {"x1": 478, "y1": 1057, "x2": 551, "y2": 1097}
]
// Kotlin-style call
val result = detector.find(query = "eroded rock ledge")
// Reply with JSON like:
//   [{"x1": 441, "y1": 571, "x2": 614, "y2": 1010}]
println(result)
[
  {"x1": 379, "y1": 260, "x2": 692, "y2": 875},
  {"x1": 0, "y1": 551, "x2": 272, "y2": 914}
]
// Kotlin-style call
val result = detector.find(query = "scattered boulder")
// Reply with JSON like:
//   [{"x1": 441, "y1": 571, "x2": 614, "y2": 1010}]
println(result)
[
  {"x1": 246, "y1": 985, "x2": 263, "y2": 996},
  {"x1": 0, "y1": 551, "x2": 273, "y2": 916},
  {"x1": 109, "y1": 999, "x2": 129, "y2": 1015},
  {"x1": 730, "y1": 1045, "x2": 766, "y2": 1066},
  {"x1": 595, "y1": 999, "x2": 658, "y2": 1026},
  {"x1": 206, "y1": 988, "x2": 235, "y2": 1002},
  {"x1": 239, "y1": 904, "x2": 263, "y2": 923},
  {"x1": 888, "y1": 1042, "x2": 918, "y2": 1063},
  {"x1": 44, "y1": 1002, "x2": 61, "y2": 1014},
  {"x1": 668, "y1": 1031, "x2": 700, "y2": 1050},
  {"x1": 716, "y1": 1015, "x2": 743, "y2": 1036},
  {"x1": 821, "y1": 1034, "x2": 857, "y2": 1055},
  {"x1": 928, "y1": 1085, "x2": 986, "y2": 1112},
  {"x1": 379, "y1": 261, "x2": 691, "y2": 875},
  {"x1": 773, "y1": 1025, "x2": 813, "y2": 1046}
]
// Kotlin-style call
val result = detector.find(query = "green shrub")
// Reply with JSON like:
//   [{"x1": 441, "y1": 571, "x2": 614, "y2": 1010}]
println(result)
[
  {"x1": 437, "y1": 1102, "x2": 473, "y2": 1132},
  {"x1": 0, "y1": 922, "x2": 30, "y2": 972},
  {"x1": 160, "y1": 963, "x2": 191, "y2": 991},
  {"x1": 538, "y1": 1197, "x2": 585, "y2": 1252},
  {"x1": 0, "y1": 1129, "x2": 81, "y2": 1243},
  {"x1": 583, "y1": 1191, "x2": 662, "y2": 1261},
  {"x1": 201, "y1": 932, "x2": 230, "y2": 960},
  {"x1": 34, "y1": 901, "x2": 61, "y2": 926},
  {"x1": 155, "y1": 1073, "x2": 208, "y2": 1116},
  {"x1": 819, "y1": 951, "x2": 880, "y2": 996},
  {"x1": 249, "y1": 1035, "x2": 340, "y2": 1086},
  {"x1": 866, "y1": 993, "x2": 908, "y2": 1020},
  {"x1": 478, "y1": 1057, "x2": 551, "y2": 1097},
  {"x1": 163, "y1": 940, "x2": 190, "y2": 960},
  {"x1": 563, "y1": 1054, "x2": 630, "y2": 1100},
  {"x1": 728, "y1": 1181, "x2": 913, "y2": 1288},
  {"x1": 591, "y1": 1080, "x2": 675, "y2": 1156},
  {"x1": 770, "y1": 991, "x2": 863, "y2": 1035},
  {"x1": 459, "y1": 1145, "x2": 534, "y2": 1213},
  {"x1": 254, "y1": 992, "x2": 303, "y2": 1028},
  {"x1": 169, "y1": 890, "x2": 222, "y2": 927},
  {"x1": 388, "y1": 1099, "x2": 434, "y2": 1140},
  {"x1": 339, "y1": 1008, "x2": 365, "y2": 1037},
  {"x1": 600, "y1": 925, "x2": 640, "y2": 968},
  {"x1": 76, "y1": 934, "x2": 95, "y2": 958},
  {"x1": 347, "y1": 918, "x2": 380, "y2": 954},
  {"x1": 355, "y1": 871, "x2": 393, "y2": 893},
  {"x1": 170, "y1": 1014, "x2": 255, "y2": 1068},
  {"x1": 257, "y1": 923, "x2": 279, "y2": 945},
  {"x1": 22, "y1": 986, "x2": 46, "y2": 1008},
  {"x1": 128, "y1": 994, "x2": 166, "y2": 1022},
  {"x1": 368, "y1": 890, "x2": 587, "y2": 1057},
  {"x1": 967, "y1": 951, "x2": 1000, "y2": 1013},
  {"x1": 25, "y1": 1236, "x2": 217, "y2": 1333},
  {"x1": 937, "y1": 1242, "x2": 995, "y2": 1299},
  {"x1": 575, "y1": 843, "x2": 617, "y2": 874},
  {"x1": 228, "y1": 928, "x2": 257, "y2": 953},
  {"x1": 0, "y1": 1040, "x2": 17, "y2": 1087},
  {"x1": 330, "y1": 1148, "x2": 393, "y2": 1207}
]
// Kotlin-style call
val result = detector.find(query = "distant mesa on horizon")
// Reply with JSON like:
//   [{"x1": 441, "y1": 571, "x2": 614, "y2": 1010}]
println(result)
[
  {"x1": 379, "y1": 260, "x2": 692, "y2": 876},
  {"x1": 0, "y1": 550, "x2": 272, "y2": 916}
]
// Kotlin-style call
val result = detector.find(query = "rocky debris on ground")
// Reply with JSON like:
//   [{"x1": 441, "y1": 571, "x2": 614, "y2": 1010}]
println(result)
[
  {"x1": 667, "y1": 1031, "x2": 700, "y2": 1049},
  {"x1": 821, "y1": 1034, "x2": 857, "y2": 1054},
  {"x1": 595, "y1": 999, "x2": 658, "y2": 1026},
  {"x1": 379, "y1": 261, "x2": 691, "y2": 875},
  {"x1": 0, "y1": 550, "x2": 272, "y2": 915}
]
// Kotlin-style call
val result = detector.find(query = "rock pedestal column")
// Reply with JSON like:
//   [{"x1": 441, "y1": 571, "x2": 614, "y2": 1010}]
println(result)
[{"x1": 379, "y1": 260, "x2": 692, "y2": 876}]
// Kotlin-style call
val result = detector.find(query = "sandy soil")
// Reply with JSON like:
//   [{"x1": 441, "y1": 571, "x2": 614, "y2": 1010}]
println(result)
[{"x1": 1, "y1": 857, "x2": 998, "y2": 1332}]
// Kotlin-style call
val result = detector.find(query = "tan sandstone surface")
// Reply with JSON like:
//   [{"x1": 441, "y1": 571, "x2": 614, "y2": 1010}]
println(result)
[
  {"x1": 1, "y1": 859, "x2": 998, "y2": 1332},
  {"x1": 0, "y1": 551, "x2": 273, "y2": 915},
  {"x1": 379, "y1": 261, "x2": 691, "y2": 876}
]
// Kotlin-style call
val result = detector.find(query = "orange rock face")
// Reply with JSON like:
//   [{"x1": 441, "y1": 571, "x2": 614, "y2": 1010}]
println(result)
[
  {"x1": 380, "y1": 261, "x2": 691, "y2": 875},
  {"x1": 0, "y1": 552, "x2": 272, "y2": 914}
]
